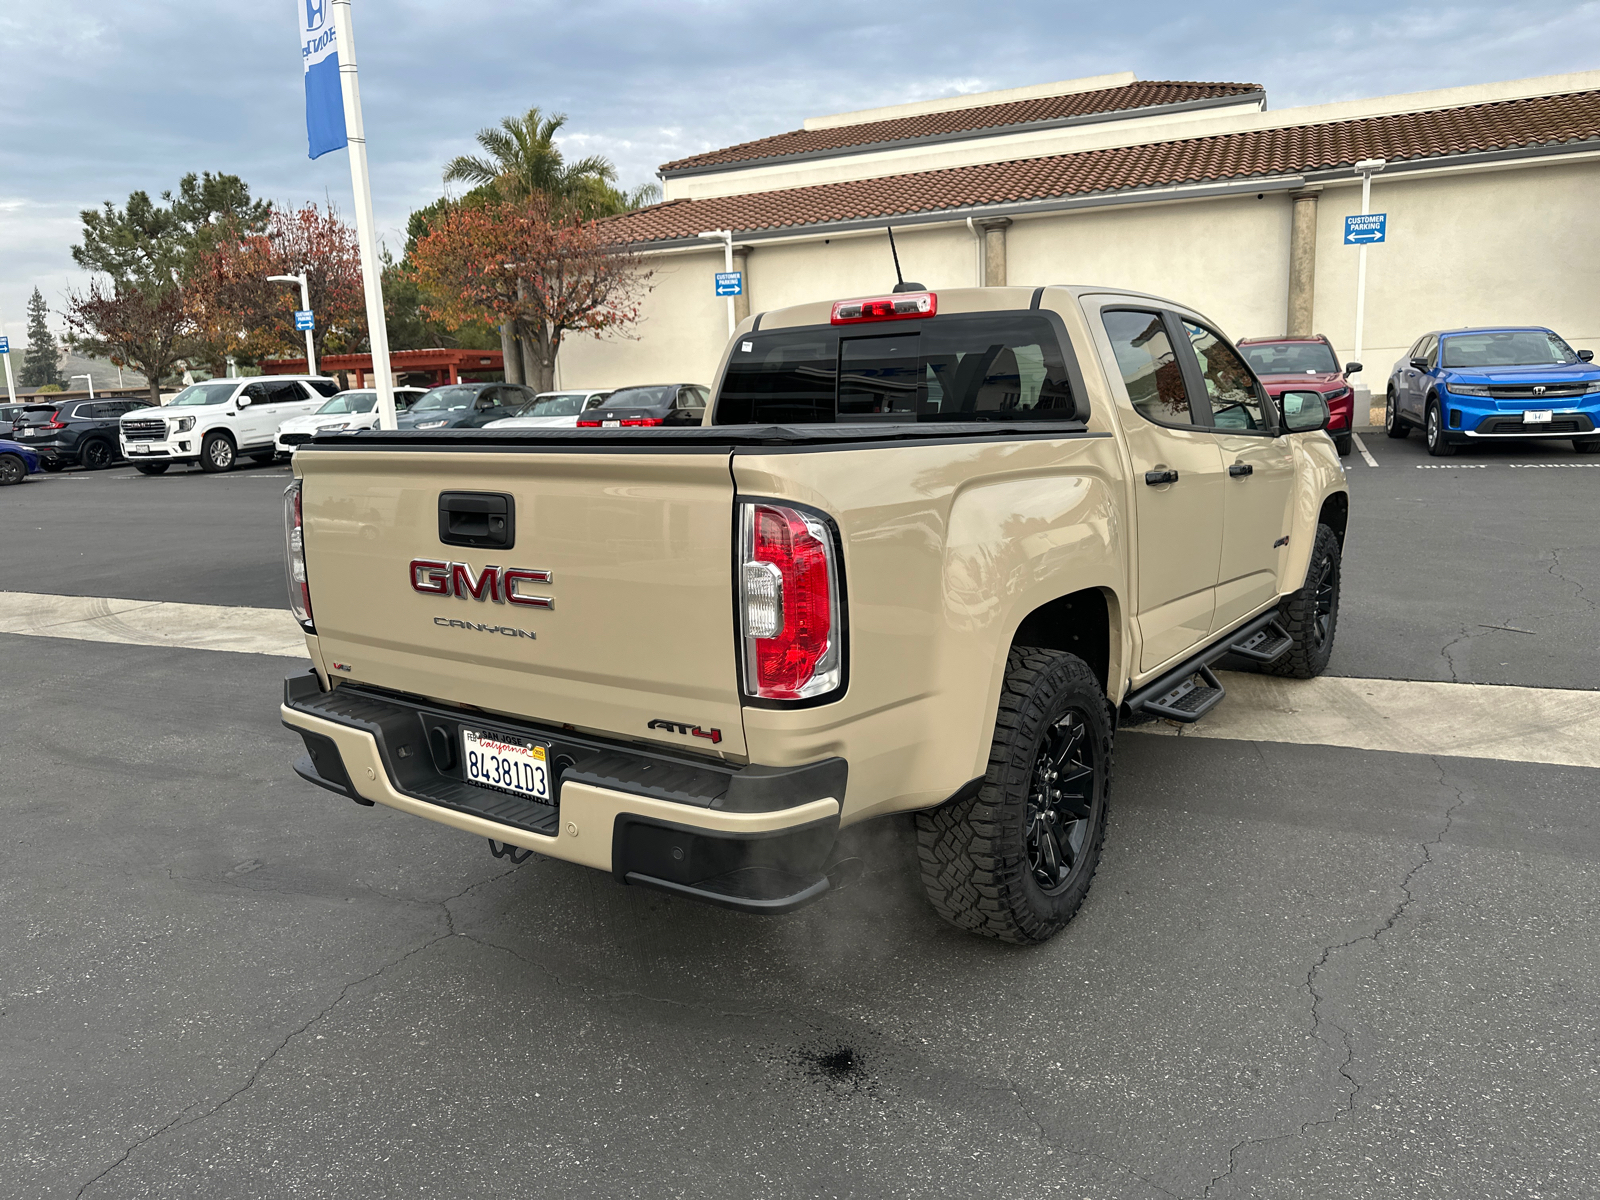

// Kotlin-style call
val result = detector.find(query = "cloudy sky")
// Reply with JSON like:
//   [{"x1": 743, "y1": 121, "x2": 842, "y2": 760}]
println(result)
[{"x1": 2, "y1": 0, "x2": 1596, "y2": 345}]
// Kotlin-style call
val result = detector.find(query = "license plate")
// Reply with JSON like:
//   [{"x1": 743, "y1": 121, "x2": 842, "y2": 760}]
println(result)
[
  {"x1": 129, "y1": 444, "x2": 150, "y2": 453},
  {"x1": 1523, "y1": 409, "x2": 1553, "y2": 424},
  {"x1": 602, "y1": 419, "x2": 620, "y2": 427},
  {"x1": 462, "y1": 729, "x2": 550, "y2": 801}
]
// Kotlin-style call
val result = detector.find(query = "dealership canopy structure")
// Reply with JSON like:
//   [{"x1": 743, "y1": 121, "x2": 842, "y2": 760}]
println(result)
[{"x1": 557, "y1": 68, "x2": 1600, "y2": 399}]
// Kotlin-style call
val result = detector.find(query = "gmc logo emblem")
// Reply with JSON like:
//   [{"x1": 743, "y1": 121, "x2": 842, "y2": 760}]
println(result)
[
  {"x1": 648, "y1": 719, "x2": 723, "y2": 745},
  {"x1": 411, "y1": 560, "x2": 553, "y2": 609}
]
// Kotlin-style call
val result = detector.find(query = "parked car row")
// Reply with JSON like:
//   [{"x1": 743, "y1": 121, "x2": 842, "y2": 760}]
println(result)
[{"x1": 6, "y1": 377, "x2": 739, "y2": 483}]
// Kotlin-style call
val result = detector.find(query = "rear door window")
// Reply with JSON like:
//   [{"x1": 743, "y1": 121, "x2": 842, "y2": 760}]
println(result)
[
  {"x1": 715, "y1": 313, "x2": 1080, "y2": 424},
  {"x1": 1101, "y1": 309, "x2": 1197, "y2": 427}
]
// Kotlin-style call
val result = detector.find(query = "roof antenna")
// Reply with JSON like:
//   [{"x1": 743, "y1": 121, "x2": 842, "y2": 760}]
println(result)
[{"x1": 885, "y1": 225, "x2": 925, "y2": 293}]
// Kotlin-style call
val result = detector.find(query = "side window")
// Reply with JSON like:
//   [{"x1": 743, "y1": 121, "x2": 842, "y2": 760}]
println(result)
[
  {"x1": 270, "y1": 382, "x2": 306, "y2": 405},
  {"x1": 1418, "y1": 335, "x2": 1438, "y2": 367},
  {"x1": 306, "y1": 378, "x2": 340, "y2": 398},
  {"x1": 243, "y1": 382, "x2": 271, "y2": 404},
  {"x1": 1182, "y1": 322, "x2": 1269, "y2": 432},
  {"x1": 1101, "y1": 309, "x2": 1194, "y2": 427}
]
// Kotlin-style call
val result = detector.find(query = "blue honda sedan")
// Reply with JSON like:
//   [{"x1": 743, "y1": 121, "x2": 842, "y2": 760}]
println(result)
[
  {"x1": 0, "y1": 438, "x2": 42, "y2": 486},
  {"x1": 1384, "y1": 326, "x2": 1600, "y2": 457}
]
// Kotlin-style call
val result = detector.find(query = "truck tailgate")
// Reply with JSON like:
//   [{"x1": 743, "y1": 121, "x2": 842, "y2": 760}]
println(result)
[{"x1": 296, "y1": 448, "x2": 747, "y2": 758}]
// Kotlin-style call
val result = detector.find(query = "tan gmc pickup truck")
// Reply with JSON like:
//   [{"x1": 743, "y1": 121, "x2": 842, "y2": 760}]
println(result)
[{"x1": 280, "y1": 285, "x2": 1348, "y2": 944}]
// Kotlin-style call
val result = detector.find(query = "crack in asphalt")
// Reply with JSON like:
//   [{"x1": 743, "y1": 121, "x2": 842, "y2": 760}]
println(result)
[
  {"x1": 1438, "y1": 626, "x2": 1472, "y2": 683},
  {"x1": 1201, "y1": 756, "x2": 1468, "y2": 1198},
  {"x1": 994, "y1": 1079, "x2": 1183, "y2": 1199},
  {"x1": 73, "y1": 864, "x2": 521, "y2": 1198},
  {"x1": 1547, "y1": 548, "x2": 1597, "y2": 614}
]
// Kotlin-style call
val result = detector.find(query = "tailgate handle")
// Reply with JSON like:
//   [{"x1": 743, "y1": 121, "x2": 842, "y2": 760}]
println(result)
[{"x1": 438, "y1": 492, "x2": 515, "y2": 549}]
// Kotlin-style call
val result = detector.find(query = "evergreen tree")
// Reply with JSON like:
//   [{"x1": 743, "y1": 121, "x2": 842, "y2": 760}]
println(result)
[{"x1": 19, "y1": 287, "x2": 61, "y2": 389}]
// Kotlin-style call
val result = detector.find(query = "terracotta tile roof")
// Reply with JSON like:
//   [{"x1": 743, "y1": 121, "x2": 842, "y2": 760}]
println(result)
[
  {"x1": 613, "y1": 90, "x2": 1600, "y2": 246},
  {"x1": 660, "y1": 80, "x2": 1262, "y2": 172}
]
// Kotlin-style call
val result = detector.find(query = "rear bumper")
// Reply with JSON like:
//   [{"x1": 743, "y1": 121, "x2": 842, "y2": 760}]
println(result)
[{"x1": 280, "y1": 670, "x2": 844, "y2": 913}]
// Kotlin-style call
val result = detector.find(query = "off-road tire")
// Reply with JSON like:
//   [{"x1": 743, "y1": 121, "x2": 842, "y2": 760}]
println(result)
[
  {"x1": 1384, "y1": 388, "x2": 1409, "y2": 439},
  {"x1": 0, "y1": 453, "x2": 25, "y2": 486},
  {"x1": 80, "y1": 439, "x2": 115, "y2": 470},
  {"x1": 1333, "y1": 432, "x2": 1353, "y2": 457},
  {"x1": 200, "y1": 432, "x2": 236, "y2": 473},
  {"x1": 915, "y1": 648, "x2": 1112, "y2": 945},
  {"x1": 1573, "y1": 437, "x2": 1600, "y2": 455},
  {"x1": 1264, "y1": 523, "x2": 1341, "y2": 679},
  {"x1": 133, "y1": 463, "x2": 169, "y2": 476},
  {"x1": 1425, "y1": 399, "x2": 1455, "y2": 457}
]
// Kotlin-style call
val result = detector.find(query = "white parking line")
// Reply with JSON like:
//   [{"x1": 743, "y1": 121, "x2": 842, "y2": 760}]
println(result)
[
  {"x1": 0, "y1": 591, "x2": 305, "y2": 657},
  {"x1": 1351, "y1": 432, "x2": 1379, "y2": 468},
  {"x1": 1131, "y1": 670, "x2": 1600, "y2": 772},
  {"x1": 2, "y1": 590, "x2": 1596, "y2": 770}
]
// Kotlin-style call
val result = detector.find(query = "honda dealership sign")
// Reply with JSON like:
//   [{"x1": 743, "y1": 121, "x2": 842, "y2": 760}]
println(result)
[{"x1": 301, "y1": 0, "x2": 346, "y2": 159}]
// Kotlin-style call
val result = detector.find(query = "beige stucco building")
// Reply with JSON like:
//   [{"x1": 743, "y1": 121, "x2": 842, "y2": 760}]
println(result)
[{"x1": 559, "y1": 69, "x2": 1600, "y2": 408}]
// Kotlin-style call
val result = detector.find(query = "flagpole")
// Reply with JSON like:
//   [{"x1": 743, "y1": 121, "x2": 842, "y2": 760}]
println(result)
[{"x1": 330, "y1": 0, "x2": 396, "y2": 430}]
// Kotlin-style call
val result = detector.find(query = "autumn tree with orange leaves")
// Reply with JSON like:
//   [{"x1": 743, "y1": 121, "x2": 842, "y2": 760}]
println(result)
[
  {"x1": 410, "y1": 196, "x2": 650, "y2": 392},
  {"x1": 185, "y1": 203, "x2": 367, "y2": 373}
]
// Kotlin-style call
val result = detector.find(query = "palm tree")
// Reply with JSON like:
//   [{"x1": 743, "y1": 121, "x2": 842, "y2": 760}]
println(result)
[{"x1": 443, "y1": 107, "x2": 620, "y2": 216}]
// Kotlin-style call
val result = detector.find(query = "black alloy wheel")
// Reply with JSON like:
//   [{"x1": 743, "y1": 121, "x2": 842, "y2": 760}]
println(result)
[
  {"x1": 916, "y1": 647, "x2": 1112, "y2": 944},
  {"x1": 81, "y1": 439, "x2": 115, "y2": 470},
  {"x1": 1025, "y1": 709, "x2": 1100, "y2": 895},
  {"x1": 1384, "y1": 388, "x2": 1409, "y2": 438},
  {"x1": 1425, "y1": 400, "x2": 1455, "y2": 457},
  {"x1": 1264, "y1": 522, "x2": 1342, "y2": 679},
  {"x1": 0, "y1": 453, "x2": 25, "y2": 486}
]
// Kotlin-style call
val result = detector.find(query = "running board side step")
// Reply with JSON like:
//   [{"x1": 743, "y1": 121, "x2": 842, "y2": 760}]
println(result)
[
  {"x1": 1139, "y1": 663, "x2": 1226, "y2": 723},
  {"x1": 1227, "y1": 619, "x2": 1293, "y2": 663},
  {"x1": 1123, "y1": 609, "x2": 1286, "y2": 725}
]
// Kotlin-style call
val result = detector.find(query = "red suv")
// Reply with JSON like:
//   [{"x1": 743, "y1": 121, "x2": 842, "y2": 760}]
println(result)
[{"x1": 1236, "y1": 335, "x2": 1360, "y2": 457}]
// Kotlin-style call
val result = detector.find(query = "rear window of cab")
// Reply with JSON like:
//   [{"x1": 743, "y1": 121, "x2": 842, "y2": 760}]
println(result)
[{"x1": 715, "y1": 313, "x2": 1084, "y2": 424}]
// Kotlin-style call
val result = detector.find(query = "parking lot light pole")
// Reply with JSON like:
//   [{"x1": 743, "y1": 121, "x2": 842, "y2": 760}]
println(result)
[
  {"x1": 1352, "y1": 158, "x2": 1386, "y2": 386},
  {"x1": 268, "y1": 272, "x2": 317, "y2": 376},
  {"x1": 697, "y1": 229, "x2": 736, "y2": 336},
  {"x1": 70, "y1": 373, "x2": 95, "y2": 400}
]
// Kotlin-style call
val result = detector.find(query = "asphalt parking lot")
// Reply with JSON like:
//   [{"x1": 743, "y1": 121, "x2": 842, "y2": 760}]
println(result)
[{"x1": 3, "y1": 432, "x2": 1598, "y2": 1198}]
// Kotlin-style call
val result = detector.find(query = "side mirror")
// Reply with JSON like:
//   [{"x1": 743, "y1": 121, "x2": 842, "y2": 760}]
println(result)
[
  {"x1": 1579, "y1": 350, "x2": 1595, "y2": 363},
  {"x1": 1408, "y1": 357, "x2": 1429, "y2": 372},
  {"x1": 236, "y1": 396, "x2": 252, "y2": 408},
  {"x1": 1280, "y1": 390, "x2": 1331, "y2": 434},
  {"x1": 1343, "y1": 361, "x2": 1363, "y2": 376}
]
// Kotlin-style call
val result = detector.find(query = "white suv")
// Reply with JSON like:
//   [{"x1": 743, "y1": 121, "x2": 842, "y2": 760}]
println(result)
[{"x1": 119, "y1": 376, "x2": 339, "y2": 474}]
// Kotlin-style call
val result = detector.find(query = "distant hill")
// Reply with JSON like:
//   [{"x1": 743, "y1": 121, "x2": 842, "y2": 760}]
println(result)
[{"x1": 10, "y1": 349, "x2": 148, "y2": 394}]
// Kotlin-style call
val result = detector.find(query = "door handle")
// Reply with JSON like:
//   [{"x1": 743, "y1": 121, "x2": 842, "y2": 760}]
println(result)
[
  {"x1": 1144, "y1": 469, "x2": 1179, "y2": 486},
  {"x1": 1229, "y1": 463, "x2": 1253, "y2": 477}
]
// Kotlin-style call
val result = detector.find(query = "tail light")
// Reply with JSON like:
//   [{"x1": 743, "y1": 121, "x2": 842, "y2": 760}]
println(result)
[
  {"x1": 621, "y1": 417, "x2": 664, "y2": 427},
  {"x1": 284, "y1": 479, "x2": 314, "y2": 631},
  {"x1": 576, "y1": 418, "x2": 601, "y2": 427},
  {"x1": 831, "y1": 292, "x2": 936, "y2": 324},
  {"x1": 739, "y1": 501, "x2": 843, "y2": 701},
  {"x1": 43, "y1": 411, "x2": 67, "y2": 430}
]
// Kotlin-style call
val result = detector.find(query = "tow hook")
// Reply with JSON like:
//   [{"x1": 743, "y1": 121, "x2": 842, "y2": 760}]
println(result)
[{"x1": 487, "y1": 839, "x2": 534, "y2": 864}]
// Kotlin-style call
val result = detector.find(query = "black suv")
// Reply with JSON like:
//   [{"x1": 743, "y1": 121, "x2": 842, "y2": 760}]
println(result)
[
  {"x1": 0, "y1": 402, "x2": 54, "y2": 439},
  {"x1": 12, "y1": 398, "x2": 147, "y2": 470}
]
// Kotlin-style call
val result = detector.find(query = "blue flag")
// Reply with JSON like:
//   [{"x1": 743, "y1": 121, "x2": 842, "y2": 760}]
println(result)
[{"x1": 301, "y1": 0, "x2": 346, "y2": 159}]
